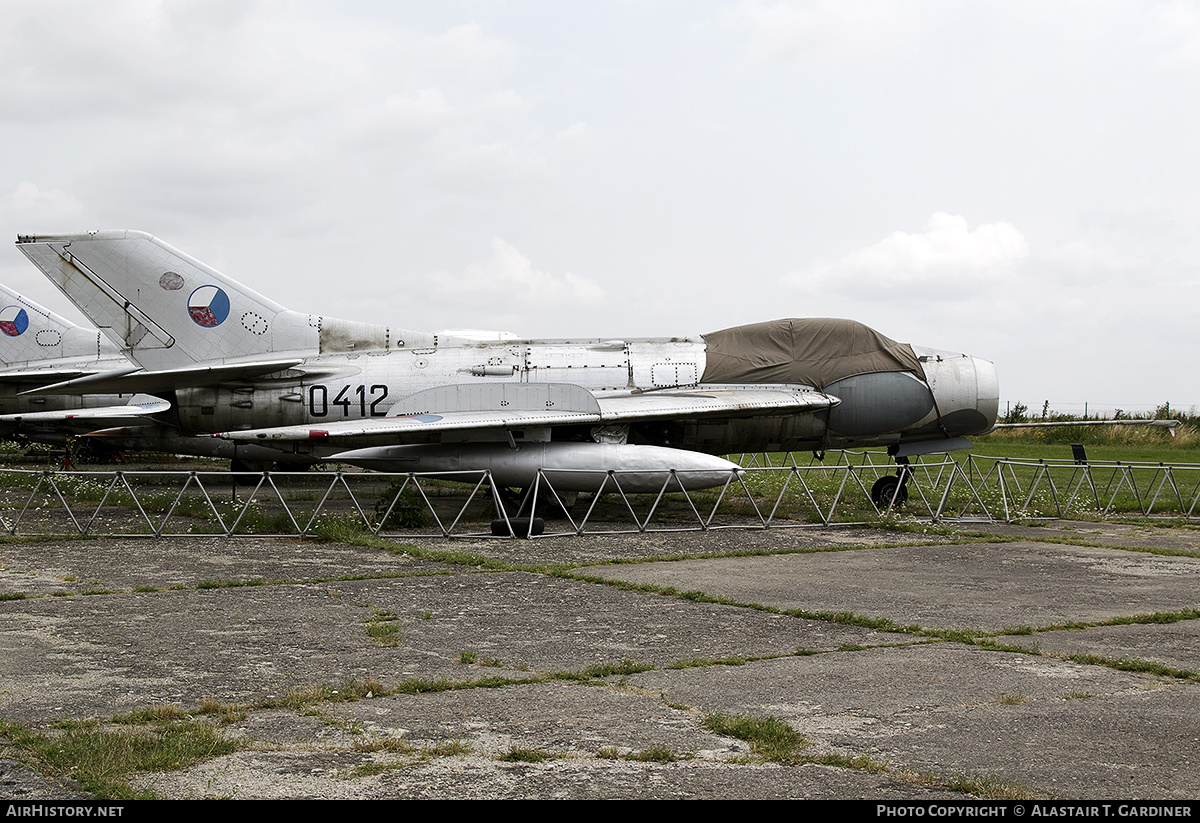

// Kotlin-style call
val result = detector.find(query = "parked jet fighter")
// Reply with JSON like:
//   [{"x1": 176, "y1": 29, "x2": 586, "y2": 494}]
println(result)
[
  {"x1": 14, "y1": 230, "x2": 999, "y2": 491},
  {"x1": 0, "y1": 281, "x2": 125, "y2": 387},
  {"x1": 0, "y1": 281, "x2": 172, "y2": 445}
]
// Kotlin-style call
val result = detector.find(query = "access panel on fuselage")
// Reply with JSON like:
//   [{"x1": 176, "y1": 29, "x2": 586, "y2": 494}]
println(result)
[
  {"x1": 628, "y1": 340, "x2": 705, "y2": 389},
  {"x1": 524, "y1": 344, "x2": 631, "y2": 390}
]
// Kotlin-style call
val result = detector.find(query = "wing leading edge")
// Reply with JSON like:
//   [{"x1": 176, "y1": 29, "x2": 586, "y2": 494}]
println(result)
[{"x1": 217, "y1": 382, "x2": 839, "y2": 444}]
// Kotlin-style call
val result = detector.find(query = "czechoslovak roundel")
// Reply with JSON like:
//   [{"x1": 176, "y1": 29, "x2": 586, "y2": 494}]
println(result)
[
  {"x1": 188, "y1": 285, "x2": 230, "y2": 327},
  {"x1": 0, "y1": 306, "x2": 29, "y2": 337}
]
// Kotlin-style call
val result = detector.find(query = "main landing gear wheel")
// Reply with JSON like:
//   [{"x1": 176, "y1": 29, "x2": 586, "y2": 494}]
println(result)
[
  {"x1": 489, "y1": 486, "x2": 551, "y2": 538},
  {"x1": 871, "y1": 474, "x2": 909, "y2": 508},
  {"x1": 231, "y1": 458, "x2": 273, "y2": 486},
  {"x1": 491, "y1": 485, "x2": 576, "y2": 525},
  {"x1": 490, "y1": 516, "x2": 546, "y2": 537}
]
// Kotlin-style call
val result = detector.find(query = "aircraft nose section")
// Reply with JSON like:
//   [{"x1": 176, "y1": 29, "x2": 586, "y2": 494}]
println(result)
[
  {"x1": 920, "y1": 351, "x2": 999, "y2": 436},
  {"x1": 973, "y1": 356, "x2": 1000, "y2": 431}
]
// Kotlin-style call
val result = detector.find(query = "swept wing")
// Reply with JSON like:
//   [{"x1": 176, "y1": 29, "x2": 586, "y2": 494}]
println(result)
[{"x1": 218, "y1": 383, "x2": 838, "y2": 444}]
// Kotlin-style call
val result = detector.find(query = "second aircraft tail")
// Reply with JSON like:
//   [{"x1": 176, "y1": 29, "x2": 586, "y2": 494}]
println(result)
[{"x1": 15, "y1": 230, "x2": 425, "y2": 373}]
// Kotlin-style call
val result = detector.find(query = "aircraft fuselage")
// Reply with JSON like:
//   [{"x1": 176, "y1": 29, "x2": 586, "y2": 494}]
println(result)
[
  {"x1": 159, "y1": 335, "x2": 997, "y2": 463},
  {"x1": 13, "y1": 232, "x2": 1000, "y2": 478}
]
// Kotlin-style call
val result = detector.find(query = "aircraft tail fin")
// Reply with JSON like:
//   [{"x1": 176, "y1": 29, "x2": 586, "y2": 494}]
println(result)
[
  {"x1": 0, "y1": 282, "x2": 122, "y2": 371},
  {"x1": 15, "y1": 231, "x2": 319, "y2": 371},
  {"x1": 16, "y1": 231, "x2": 434, "y2": 370}
]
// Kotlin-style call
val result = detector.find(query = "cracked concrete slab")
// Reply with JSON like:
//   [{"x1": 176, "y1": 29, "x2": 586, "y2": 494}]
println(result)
[{"x1": 0, "y1": 521, "x2": 1197, "y2": 799}]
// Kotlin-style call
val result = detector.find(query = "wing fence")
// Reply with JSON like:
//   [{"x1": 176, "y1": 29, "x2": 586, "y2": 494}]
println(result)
[{"x1": 1, "y1": 451, "x2": 1197, "y2": 539}]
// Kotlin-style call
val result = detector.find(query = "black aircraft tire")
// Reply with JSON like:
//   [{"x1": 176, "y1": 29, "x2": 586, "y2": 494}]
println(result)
[
  {"x1": 871, "y1": 476, "x2": 908, "y2": 508},
  {"x1": 231, "y1": 458, "x2": 269, "y2": 486},
  {"x1": 490, "y1": 517, "x2": 546, "y2": 538}
]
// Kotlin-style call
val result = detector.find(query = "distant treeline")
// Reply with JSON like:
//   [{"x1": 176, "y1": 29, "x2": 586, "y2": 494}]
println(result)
[
  {"x1": 988, "y1": 401, "x2": 1197, "y2": 447},
  {"x1": 1000, "y1": 401, "x2": 1193, "y2": 425}
]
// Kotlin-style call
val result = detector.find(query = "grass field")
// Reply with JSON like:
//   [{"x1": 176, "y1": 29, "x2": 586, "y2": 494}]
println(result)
[
  {"x1": 969, "y1": 422, "x2": 1200, "y2": 466},
  {"x1": 2, "y1": 423, "x2": 1199, "y2": 535}
]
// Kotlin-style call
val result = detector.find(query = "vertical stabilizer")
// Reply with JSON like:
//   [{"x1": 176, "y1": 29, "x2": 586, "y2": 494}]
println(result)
[
  {"x1": 0, "y1": 282, "x2": 123, "y2": 371},
  {"x1": 16, "y1": 231, "x2": 320, "y2": 371}
]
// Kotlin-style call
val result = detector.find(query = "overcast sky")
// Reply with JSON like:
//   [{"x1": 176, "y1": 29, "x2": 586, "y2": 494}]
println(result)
[{"x1": 2, "y1": 0, "x2": 1197, "y2": 416}]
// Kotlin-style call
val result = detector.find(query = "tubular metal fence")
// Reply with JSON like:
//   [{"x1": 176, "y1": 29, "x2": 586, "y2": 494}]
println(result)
[{"x1": 0, "y1": 451, "x2": 1197, "y2": 539}]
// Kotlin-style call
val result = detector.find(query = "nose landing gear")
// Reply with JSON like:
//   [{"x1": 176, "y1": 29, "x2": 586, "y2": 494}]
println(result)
[{"x1": 870, "y1": 457, "x2": 911, "y2": 508}]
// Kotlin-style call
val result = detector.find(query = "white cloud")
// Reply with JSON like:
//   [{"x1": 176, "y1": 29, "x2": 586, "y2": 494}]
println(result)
[
  {"x1": 342, "y1": 89, "x2": 454, "y2": 150},
  {"x1": 430, "y1": 238, "x2": 605, "y2": 309},
  {"x1": 2, "y1": 2, "x2": 1198, "y2": 410},
  {"x1": 420, "y1": 23, "x2": 518, "y2": 83},
  {"x1": 726, "y1": 0, "x2": 941, "y2": 65},
  {"x1": 0, "y1": 0, "x2": 553, "y2": 243},
  {"x1": 1036, "y1": 240, "x2": 1140, "y2": 286},
  {"x1": 783, "y1": 213, "x2": 1028, "y2": 298},
  {"x1": 73, "y1": 130, "x2": 320, "y2": 232},
  {"x1": 8, "y1": 182, "x2": 85, "y2": 228},
  {"x1": 373, "y1": 239, "x2": 606, "y2": 337}
]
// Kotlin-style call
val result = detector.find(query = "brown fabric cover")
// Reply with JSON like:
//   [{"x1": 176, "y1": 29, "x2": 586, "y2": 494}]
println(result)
[{"x1": 700, "y1": 318, "x2": 924, "y2": 389}]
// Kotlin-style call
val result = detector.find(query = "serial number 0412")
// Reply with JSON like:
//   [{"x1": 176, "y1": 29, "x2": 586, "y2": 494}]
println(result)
[{"x1": 309, "y1": 384, "x2": 389, "y2": 417}]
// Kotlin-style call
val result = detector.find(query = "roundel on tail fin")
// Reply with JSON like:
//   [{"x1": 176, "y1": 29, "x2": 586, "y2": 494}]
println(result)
[
  {"x1": 0, "y1": 306, "x2": 29, "y2": 337},
  {"x1": 188, "y1": 285, "x2": 230, "y2": 327}
]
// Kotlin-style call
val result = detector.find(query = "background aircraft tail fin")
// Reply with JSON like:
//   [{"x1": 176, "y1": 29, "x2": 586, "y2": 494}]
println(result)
[{"x1": 0, "y1": 281, "x2": 121, "y2": 370}]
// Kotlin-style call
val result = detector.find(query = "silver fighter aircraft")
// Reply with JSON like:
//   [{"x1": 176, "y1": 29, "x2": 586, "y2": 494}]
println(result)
[
  {"x1": 0, "y1": 281, "x2": 171, "y2": 445},
  {"x1": 15, "y1": 231, "x2": 999, "y2": 495}
]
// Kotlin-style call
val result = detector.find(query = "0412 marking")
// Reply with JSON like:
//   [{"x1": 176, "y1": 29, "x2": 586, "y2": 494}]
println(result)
[{"x1": 309, "y1": 384, "x2": 389, "y2": 417}]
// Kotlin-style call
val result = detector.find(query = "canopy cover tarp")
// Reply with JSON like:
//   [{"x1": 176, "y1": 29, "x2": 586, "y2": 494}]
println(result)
[{"x1": 700, "y1": 318, "x2": 924, "y2": 389}]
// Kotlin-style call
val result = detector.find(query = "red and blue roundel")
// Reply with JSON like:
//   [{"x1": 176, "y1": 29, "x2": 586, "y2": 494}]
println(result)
[
  {"x1": 0, "y1": 306, "x2": 29, "y2": 337},
  {"x1": 187, "y1": 285, "x2": 230, "y2": 327}
]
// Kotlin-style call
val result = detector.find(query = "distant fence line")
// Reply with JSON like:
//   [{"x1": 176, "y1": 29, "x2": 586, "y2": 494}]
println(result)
[{"x1": 1, "y1": 451, "x2": 1198, "y2": 539}]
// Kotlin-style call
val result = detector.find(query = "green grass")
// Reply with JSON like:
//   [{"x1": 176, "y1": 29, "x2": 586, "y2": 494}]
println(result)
[
  {"x1": 0, "y1": 717, "x2": 239, "y2": 800},
  {"x1": 3, "y1": 427, "x2": 1200, "y2": 538},
  {"x1": 702, "y1": 712, "x2": 810, "y2": 763},
  {"x1": 975, "y1": 424, "x2": 1200, "y2": 462},
  {"x1": 365, "y1": 621, "x2": 400, "y2": 646},
  {"x1": 577, "y1": 659, "x2": 655, "y2": 678},
  {"x1": 623, "y1": 745, "x2": 678, "y2": 762},
  {"x1": 499, "y1": 746, "x2": 558, "y2": 763}
]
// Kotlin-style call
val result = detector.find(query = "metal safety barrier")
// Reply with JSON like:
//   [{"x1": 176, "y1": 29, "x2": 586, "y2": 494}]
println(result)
[
  {"x1": 0, "y1": 450, "x2": 1196, "y2": 538},
  {"x1": 960, "y1": 454, "x2": 1200, "y2": 521}
]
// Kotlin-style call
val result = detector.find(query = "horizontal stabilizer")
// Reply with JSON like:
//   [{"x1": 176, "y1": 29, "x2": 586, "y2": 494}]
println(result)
[
  {"x1": 0, "y1": 367, "x2": 111, "y2": 384},
  {"x1": 0, "y1": 394, "x2": 170, "y2": 423},
  {"x1": 18, "y1": 359, "x2": 303, "y2": 396}
]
